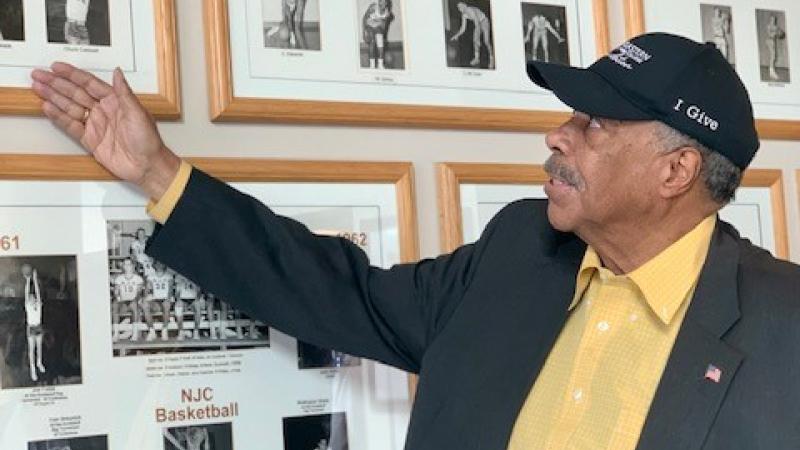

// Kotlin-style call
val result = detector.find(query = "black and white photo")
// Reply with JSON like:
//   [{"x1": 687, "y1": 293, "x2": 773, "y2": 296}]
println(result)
[
  {"x1": 163, "y1": 423, "x2": 233, "y2": 450},
  {"x1": 0, "y1": 0, "x2": 24, "y2": 41},
  {"x1": 283, "y1": 413, "x2": 349, "y2": 450},
  {"x1": 297, "y1": 340, "x2": 361, "y2": 369},
  {"x1": 443, "y1": 0, "x2": 495, "y2": 70},
  {"x1": 46, "y1": 0, "x2": 110, "y2": 46},
  {"x1": 0, "y1": 255, "x2": 81, "y2": 389},
  {"x1": 357, "y1": 0, "x2": 405, "y2": 70},
  {"x1": 28, "y1": 435, "x2": 108, "y2": 450},
  {"x1": 263, "y1": 0, "x2": 321, "y2": 51},
  {"x1": 756, "y1": 9, "x2": 790, "y2": 83},
  {"x1": 107, "y1": 220, "x2": 269, "y2": 357},
  {"x1": 521, "y1": 2, "x2": 569, "y2": 65},
  {"x1": 700, "y1": 4, "x2": 735, "y2": 66}
]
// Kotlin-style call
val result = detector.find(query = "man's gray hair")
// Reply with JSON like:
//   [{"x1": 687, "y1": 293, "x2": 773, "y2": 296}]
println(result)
[{"x1": 654, "y1": 123, "x2": 742, "y2": 205}]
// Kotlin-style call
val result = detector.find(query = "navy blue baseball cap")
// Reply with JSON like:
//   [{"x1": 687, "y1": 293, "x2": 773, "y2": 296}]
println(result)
[{"x1": 527, "y1": 32, "x2": 760, "y2": 170}]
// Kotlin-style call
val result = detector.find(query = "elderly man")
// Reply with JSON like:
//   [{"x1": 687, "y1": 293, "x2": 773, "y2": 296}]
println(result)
[{"x1": 31, "y1": 32, "x2": 799, "y2": 449}]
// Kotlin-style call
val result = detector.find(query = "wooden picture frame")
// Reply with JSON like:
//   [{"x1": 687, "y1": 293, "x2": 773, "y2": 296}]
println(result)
[
  {"x1": 0, "y1": 156, "x2": 419, "y2": 265},
  {"x1": 623, "y1": 0, "x2": 800, "y2": 140},
  {"x1": 0, "y1": 0, "x2": 180, "y2": 119},
  {"x1": 437, "y1": 162, "x2": 789, "y2": 259},
  {"x1": 203, "y1": 0, "x2": 610, "y2": 130},
  {"x1": 0, "y1": 154, "x2": 420, "y2": 411}
]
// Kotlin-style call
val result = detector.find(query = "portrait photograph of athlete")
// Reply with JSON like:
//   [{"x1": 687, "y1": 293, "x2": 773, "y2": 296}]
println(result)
[
  {"x1": 28, "y1": 435, "x2": 108, "y2": 450},
  {"x1": 0, "y1": 0, "x2": 25, "y2": 42},
  {"x1": 0, "y1": 256, "x2": 82, "y2": 389},
  {"x1": 263, "y1": 0, "x2": 321, "y2": 51},
  {"x1": 163, "y1": 423, "x2": 232, "y2": 450},
  {"x1": 45, "y1": 0, "x2": 110, "y2": 47},
  {"x1": 700, "y1": 5, "x2": 734, "y2": 66},
  {"x1": 444, "y1": 0, "x2": 495, "y2": 69},
  {"x1": 521, "y1": 2, "x2": 569, "y2": 65},
  {"x1": 31, "y1": 29, "x2": 800, "y2": 449},
  {"x1": 756, "y1": 9, "x2": 790, "y2": 83},
  {"x1": 357, "y1": 0, "x2": 405, "y2": 70}
]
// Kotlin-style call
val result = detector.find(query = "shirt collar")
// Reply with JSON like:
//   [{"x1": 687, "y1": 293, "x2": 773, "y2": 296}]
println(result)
[{"x1": 570, "y1": 215, "x2": 717, "y2": 325}]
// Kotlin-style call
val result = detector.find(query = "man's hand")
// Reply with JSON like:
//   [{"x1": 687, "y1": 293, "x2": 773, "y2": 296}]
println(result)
[{"x1": 31, "y1": 63, "x2": 181, "y2": 201}]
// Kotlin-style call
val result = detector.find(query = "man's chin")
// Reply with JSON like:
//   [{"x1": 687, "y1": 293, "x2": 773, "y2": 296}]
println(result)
[{"x1": 546, "y1": 202, "x2": 576, "y2": 232}]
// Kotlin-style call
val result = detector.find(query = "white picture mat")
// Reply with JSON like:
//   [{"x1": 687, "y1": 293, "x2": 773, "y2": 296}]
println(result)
[
  {"x1": 641, "y1": 0, "x2": 800, "y2": 120},
  {"x1": 459, "y1": 183, "x2": 778, "y2": 256},
  {"x1": 0, "y1": 180, "x2": 411, "y2": 450},
  {"x1": 0, "y1": 0, "x2": 159, "y2": 94},
  {"x1": 230, "y1": 0, "x2": 599, "y2": 110}
]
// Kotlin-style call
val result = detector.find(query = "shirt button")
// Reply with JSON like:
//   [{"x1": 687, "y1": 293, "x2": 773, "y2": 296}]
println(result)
[
  {"x1": 573, "y1": 388, "x2": 583, "y2": 401},
  {"x1": 597, "y1": 321, "x2": 610, "y2": 332}
]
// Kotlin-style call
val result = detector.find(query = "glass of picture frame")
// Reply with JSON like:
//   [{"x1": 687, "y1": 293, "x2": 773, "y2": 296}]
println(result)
[
  {"x1": 0, "y1": 155, "x2": 419, "y2": 450},
  {"x1": 0, "y1": 0, "x2": 180, "y2": 118},
  {"x1": 437, "y1": 162, "x2": 790, "y2": 259},
  {"x1": 624, "y1": 0, "x2": 800, "y2": 139},
  {"x1": 204, "y1": 0, "x2": 611, "y2": 130}
]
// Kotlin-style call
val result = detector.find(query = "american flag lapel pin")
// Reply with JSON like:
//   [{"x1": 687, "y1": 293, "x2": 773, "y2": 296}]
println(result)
[{"x1": 704, "y1": 364, "x2": 723, "y2": 383}]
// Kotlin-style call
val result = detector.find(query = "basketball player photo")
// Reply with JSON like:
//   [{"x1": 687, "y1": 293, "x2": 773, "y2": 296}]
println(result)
[
  {"x1": 521, "y1": 2, "x2": 569, "y2": 66},
  {"x1": 28, "y1": 435, "x2": 108, "y2": 450},
  {"x1": 262, "y1": 0, "x2": 322, "y2": 51},
  {"x1": 45, "y1": 0, "x2": 110, "y2": 46},
  {"x1": 283, "y1": 413, "x2": 349, "y2": 450},
  {"x1": 443, "y1": 0, "x2": 495, "y2": 70},
  {"x1": 0, "y1": 255, "x2": 82, "y2": 389},
  {"x1": 357, "y1": 0, "x2": 406, "y2": 70},
  {"x1": 756, "y1": 9, "x2": 790, "y2": 84},
  {"x1": 107, "y1": 220, "x2": 270, "y2": 357},
  {"x1": 297, "y1": 340, "x2": 361, "y2": 369},
  {"x1": 0, "y1": 0, "x2": 25, "y2": 41},
  {"x1": 700, "y1": 4, "x2": 735, "y2": 67},
  {"x1": 163, "y1": 423, "x2": 233, "y2": 450}
]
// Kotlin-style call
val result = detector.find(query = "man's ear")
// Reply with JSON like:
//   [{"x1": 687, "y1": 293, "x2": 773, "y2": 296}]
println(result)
[{"x1": 658, "y1": 147, "x2": 703, "y2": 200}]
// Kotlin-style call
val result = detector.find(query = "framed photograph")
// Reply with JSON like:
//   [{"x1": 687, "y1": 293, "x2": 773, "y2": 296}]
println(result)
[
  {"x1": 437, "y1": 163, "x2": 790, "y2": 259},
  {"x1": 624, "y1": 0, "x2": 800, "y2": 139},
  {"x1": 0, "y1": 156, "x2": 418, "y2": 450},
  {"x1": 0, "y1": 0, "x2": 180, "y2": 119},
  {"x1": 203, "y1": 0, "x2": 611, "y2": 130}
]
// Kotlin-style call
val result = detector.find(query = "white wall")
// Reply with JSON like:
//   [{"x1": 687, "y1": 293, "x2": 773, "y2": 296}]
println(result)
[{"x1": 1, "y1": 0, "x2": 798, "y2": 262}]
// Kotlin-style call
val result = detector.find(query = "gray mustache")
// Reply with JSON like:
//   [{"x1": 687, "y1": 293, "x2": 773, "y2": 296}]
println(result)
[{"x1": 544, "y1": 156, "x2": 584, "y2": 190}]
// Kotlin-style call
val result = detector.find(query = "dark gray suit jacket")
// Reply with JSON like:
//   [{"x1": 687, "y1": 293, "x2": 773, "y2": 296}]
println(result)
[{"x1": 147, "y1": 169, "x2": 800, "y2": 449}]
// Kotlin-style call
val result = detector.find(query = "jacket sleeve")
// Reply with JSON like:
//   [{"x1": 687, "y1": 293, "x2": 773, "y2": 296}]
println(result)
[{"x1": 146, "y1": 168, "x2": 495, "y2": 374}]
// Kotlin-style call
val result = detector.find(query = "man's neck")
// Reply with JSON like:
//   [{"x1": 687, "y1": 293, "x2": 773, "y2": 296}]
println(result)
[{"x1": 578, "y1": 209, "x2": 715, "y2": 275}]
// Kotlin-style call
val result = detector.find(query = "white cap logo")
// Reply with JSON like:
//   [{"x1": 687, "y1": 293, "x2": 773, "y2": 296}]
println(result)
[{"x1": 609, "y1": 42, "x2": 652, "y2": 70}]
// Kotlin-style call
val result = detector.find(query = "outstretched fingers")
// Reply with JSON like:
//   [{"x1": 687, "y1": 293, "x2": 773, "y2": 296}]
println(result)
[
  {"x1": 51, "y1": 61, "x2": 113, "y2": 100},
  {"x1": 41, "y1": 101, "x2": 85, "y2": 143}
]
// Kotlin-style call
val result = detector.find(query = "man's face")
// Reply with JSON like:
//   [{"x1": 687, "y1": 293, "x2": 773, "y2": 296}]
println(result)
[
  {"x1": 21, "y1": 264, "x2": 32, "y2": 277},
  {"x1": 378, "y1": 0, "x2": 387, "y2": 10},
  {"x1": 154, "y1": 262, "x2": 166, "y2": 274},
  {"x1": 137, "y1": 229, "x2": 146, "y2": 240},
  {"x1": 543, "y1": 112, "x2": 663, "y2": 234},
  {"x1": 123, "y1": 259, "x2": 134, "y2": 274}
]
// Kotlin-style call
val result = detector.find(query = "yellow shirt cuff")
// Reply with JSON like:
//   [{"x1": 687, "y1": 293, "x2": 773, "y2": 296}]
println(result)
[{"x1": 146, "y1": 161, "x2": 192, "y2": 224}]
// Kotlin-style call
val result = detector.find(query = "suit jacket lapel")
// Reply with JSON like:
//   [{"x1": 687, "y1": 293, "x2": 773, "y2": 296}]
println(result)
[{"x1": 636, "y1": 221, "x2": 745, "y2": 450}]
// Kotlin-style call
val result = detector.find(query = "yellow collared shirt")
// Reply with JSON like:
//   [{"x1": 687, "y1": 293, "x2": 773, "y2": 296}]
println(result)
[{"x1": 508, "y1": 214, "x2": 716, "y2": 449}]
